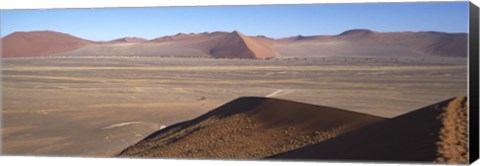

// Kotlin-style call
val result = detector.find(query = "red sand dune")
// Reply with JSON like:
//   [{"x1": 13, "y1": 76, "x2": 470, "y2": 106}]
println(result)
[
  {"x1": 150, "y1": 31, "x2": 279, "y2": 59},
  {"x1": 118, "y1": 97, "x2": 384, "y2": 159},
  {"x1": 1, "y1": 30, "x2": 94, "y2": 57},
  {"x1": 210, "y1": 31, "x2": 279, "y2": 59},
  {"x1": 269, "y1": 96, "x2": 469, "y2": 164}
]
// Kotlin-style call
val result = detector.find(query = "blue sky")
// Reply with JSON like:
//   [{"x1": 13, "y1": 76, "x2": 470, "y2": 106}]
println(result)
[{"x1": 0, "y1": 2, "x2": 469, "y2": 41}]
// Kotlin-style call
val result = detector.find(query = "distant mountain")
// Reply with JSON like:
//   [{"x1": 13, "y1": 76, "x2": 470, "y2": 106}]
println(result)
[{"x1": 1, "y1": 29, "x2": 468, "y2": 58}]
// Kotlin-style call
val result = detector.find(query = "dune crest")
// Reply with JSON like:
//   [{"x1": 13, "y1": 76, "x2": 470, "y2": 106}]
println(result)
[
  {"x1": 118, "y1": 97, "x2": 384, "y2": 159},
  {"x1": 435, "y1": 97, "x2": 469, "y2": 163}
]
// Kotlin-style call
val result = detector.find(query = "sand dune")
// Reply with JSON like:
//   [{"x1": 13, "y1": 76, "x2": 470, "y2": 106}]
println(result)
[
  {"x1": 269, "y1": 96, "x2": 469, "y2": 164},
  {"x1": 275, "y1": 29, "x2": 467, "y2": 57},
  {"x1": 118, "y1": 97, "x2": 384, "y2": 159},
  {"x1": 1, "y1": 29, "x2": 467, "y2": 58},
  {"x1": 118, "y1": 96, "x2": 468, "y2": 163},
  {"x1": 210, "y1": 31, "x2": 279, "y2": 59},
  {"x1": 53, "y1": 32, "x2": 230, "y2": 57},
  {"x1": 52, "y1": 31, "x2": 278, "y2": 58},
  {"x1": 1, "y1": 30, "x2": 94, "y2": 57}
]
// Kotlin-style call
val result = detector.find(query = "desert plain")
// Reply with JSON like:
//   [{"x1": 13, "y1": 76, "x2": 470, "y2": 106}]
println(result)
[{"x1": 1, "y1": 55, "x2": 467, "y2": 156}]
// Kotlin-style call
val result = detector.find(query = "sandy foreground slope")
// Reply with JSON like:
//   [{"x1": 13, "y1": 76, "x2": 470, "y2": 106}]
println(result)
[
  {"x1": 269, "y1": 96, "x2": 469, "y2": 164},
  {"x1": 118, "y1": 97, "x2": 385, "y2": 159},
  {"x1": 119, "y1": 96, "x2": 468, "y2": 164}
]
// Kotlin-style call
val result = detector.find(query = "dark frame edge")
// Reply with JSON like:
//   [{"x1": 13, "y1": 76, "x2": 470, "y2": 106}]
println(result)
[{"x1": 469, "y1": 1, "x2": 479, "y2": 164}]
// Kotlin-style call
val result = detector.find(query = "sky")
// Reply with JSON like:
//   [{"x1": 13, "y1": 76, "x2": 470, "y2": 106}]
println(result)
[{"x1": 0, "y1": 2, "x2": 469, "y2": 41}]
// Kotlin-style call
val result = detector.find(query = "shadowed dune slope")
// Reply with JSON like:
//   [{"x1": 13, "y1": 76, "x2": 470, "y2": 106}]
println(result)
[
  {"x1": 269, "y1": 96, "x2": 469, "y2": 164},
  {"x1": 1, "y1": 31, "x2": 94, "y2": 57},
  {"x1": 118, "y1": 97, "x2": 384, "y2": 159}
]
